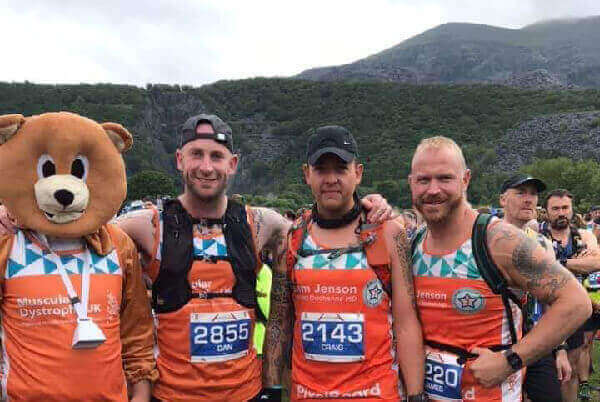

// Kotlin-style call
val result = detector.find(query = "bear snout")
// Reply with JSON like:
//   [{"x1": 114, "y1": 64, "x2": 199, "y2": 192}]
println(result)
[{"x1": 54, "y1": 189, "x2": 74, "y2": 207}]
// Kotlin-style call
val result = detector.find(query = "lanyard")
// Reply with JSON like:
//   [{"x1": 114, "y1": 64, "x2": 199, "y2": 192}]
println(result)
[{"x1": 51, "y1": 251, "x2": 92, "y2": 321}]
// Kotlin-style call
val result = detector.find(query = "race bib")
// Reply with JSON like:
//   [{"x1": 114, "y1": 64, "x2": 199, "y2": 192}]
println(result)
[
  {"x1": 190, "y1": 311, "x2": 251, "y2": 363},
  {"x1": 425, "y1": 351, "x2": 463, "y2": 401},
  {"x1": 301, "y1": 312, "x2": 364, "y2": 363}
]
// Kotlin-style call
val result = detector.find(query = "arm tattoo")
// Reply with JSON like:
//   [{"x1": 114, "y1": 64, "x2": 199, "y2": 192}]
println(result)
[
  {"x1": 394, "y1": 230, "x2": 416, "y2": 309},
  {"x1": 253, "y1": 208, "x2": 264, "y2": 240},
  {"x1": 263, "y1": 269, "x2": 293, "y2": 385},
  {"x1": 489, "y1": 222, "x2": 571, "y2": 303},
  {"x1": 511, "y1": 237, "x2": 570, "y2": 302}
]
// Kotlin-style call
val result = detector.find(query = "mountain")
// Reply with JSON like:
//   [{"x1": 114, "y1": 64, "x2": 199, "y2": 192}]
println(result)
[
  {"x1": 297, "y1": 17, "x2": 600, "y2": 87},
  {"x1": 1, "y1": 80, "x2": 599, "y2": 208}
]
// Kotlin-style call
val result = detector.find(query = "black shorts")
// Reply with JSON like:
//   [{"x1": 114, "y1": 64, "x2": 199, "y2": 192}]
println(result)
[
  {"x1": 583, "y1": 313, "x2": 600, "y2": 332},
  {"x1": 524, "y1": 353, "x2": 562, "y2": 402},
  {"x1": 567, "y1": 325, "x2": 586, "y2": 350}
]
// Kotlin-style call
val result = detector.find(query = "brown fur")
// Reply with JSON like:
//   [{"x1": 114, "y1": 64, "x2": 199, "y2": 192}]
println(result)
[{"x1": 0, "y1": 112, "x2": 132, "y2": 238}]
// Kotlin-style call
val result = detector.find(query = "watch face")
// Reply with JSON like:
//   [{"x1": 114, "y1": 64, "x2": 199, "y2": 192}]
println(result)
[{"x1": 506, "y1": 350, "x2": 523, "y2": 370}]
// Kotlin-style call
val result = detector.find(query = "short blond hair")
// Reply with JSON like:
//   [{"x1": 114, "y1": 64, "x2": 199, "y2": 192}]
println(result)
[{"x1": 412, "y1": 136, "x2": 467, "y2": 170}]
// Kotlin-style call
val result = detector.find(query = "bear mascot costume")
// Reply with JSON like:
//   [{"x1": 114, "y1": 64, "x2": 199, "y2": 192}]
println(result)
[{"x1": 0, "y1": 112, "x2": 157, "y2": 401}]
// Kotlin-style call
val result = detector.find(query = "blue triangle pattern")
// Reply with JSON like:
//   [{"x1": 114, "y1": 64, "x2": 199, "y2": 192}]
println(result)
[
  {"x1": 107, "y1": 258, "x2": 120, "y2": 273},
  {"x1": 25, "y1": 248, "x2": 42, "y2": 265},
  {"x1": 7, "y1": 259, "x2": 25, "y2": 278},
  {"x1": 60, "y1": 255, "x2": 76, "y2": 265},
  {"x1": 43, "y1": 258, "x2": 57, "y2": 274},
  {"x1": 346, "y1": 254, "x2": 360, "y2": 268},
  {"x1": 91, "y1": 252, "x2": 103, "y2": 266},
  {"x1": 216, "y1": 243, "x2": 228, "y2": 256},
  {"x1": 313, "y1": 254, "x2": 329, "y2": 269},
  {"x1": 203, "y1": 239, "x2": 216, "y2": 250}
]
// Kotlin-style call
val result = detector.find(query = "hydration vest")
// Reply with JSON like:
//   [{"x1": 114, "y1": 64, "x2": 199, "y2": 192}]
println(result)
[
  {"x1": 287, "y1": 210, "x2": 392, "y2": 296},
  {"x1": 152, "y1": 198, "x2": 264, "y2": 320}
]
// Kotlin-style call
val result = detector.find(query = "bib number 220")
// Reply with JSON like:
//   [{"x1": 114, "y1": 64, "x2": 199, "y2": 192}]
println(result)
[{"x1": 425, "y1": 358, "x2": 463, "y2": 401}]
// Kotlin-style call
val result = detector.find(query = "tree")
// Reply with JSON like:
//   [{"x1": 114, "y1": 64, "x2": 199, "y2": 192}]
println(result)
[
  {"x1": 127, "y1": 170, "x2": 178, "y2": 201},
  {"x1": 520, "y1": 158, "x2": 600, "y2": 212}
]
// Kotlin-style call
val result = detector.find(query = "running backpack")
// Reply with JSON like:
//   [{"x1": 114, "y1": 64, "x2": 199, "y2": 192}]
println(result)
[
  {"x1": 287, "y1": 210, "x2": 392, "y2": 296},
  {"x1": 153, "y1": 198, "x2": 265, "y2": 321}
]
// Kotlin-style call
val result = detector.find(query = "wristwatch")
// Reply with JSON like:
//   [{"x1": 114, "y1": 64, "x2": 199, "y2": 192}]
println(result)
[
  {"x1": 560, "y1": 257, "x2": 568, "y2": 267},
  {"x1": 504, "y1": 349, "x2": 523, "y2": 371}
]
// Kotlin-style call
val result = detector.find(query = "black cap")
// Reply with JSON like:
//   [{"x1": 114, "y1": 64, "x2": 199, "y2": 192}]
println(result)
[
  {"x1": 180, "y1": 114, "x2": 233, "y2": 152},
  {"x1": 500, "y1": 174, "x2": 546, "y2": 194},
  {"x1": 306, "y1": 125, "x2": 358, "y2": 165},
  {"x1": 590, "y1": 205, "x2": 600, "y2": 212}
]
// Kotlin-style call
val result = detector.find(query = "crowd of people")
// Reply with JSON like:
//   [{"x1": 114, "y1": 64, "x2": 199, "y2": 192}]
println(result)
[{"x1": 0, "y1": 111, "x2": 598, "y2": 402}]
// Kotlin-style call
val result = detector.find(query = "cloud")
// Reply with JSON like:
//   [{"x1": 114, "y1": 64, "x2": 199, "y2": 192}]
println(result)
[{"x1": 1, "y1": 0, "x2": 599, "y2": 86}]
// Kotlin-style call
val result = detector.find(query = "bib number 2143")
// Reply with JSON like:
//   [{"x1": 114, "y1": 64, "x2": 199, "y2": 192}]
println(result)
[
  {"x1": 190, "y1": 311, "x2": 251, "y2": 363},
  {"x1": 301, "y1": 312, "x2": 364, "y2": 363}
]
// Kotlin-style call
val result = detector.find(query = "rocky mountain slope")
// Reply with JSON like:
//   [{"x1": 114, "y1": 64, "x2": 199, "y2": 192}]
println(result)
[
  {"x1": 496, "y1": 111, "x2": 600, "y2": 171},
  {"x1": 297, "y1": 17, "x2": 600, "y2": 88}
]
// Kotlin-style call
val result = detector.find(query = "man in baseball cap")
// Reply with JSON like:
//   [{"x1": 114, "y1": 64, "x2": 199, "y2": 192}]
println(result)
[
  {"x1": 499, "y1": 174, "x2": 571, "y2": 402},
  {"x1": 263, "y1": 125, "x2": 426, "y2": 401},
  {"x1": 499, "y1": 174, "x2": 546, "y2": 228}
]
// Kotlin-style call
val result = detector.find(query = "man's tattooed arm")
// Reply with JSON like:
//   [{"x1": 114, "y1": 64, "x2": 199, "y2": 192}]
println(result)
[
  {"x1": 393, "y1": 229, "x2": 416, "y2": 309},
  {"x1": 488, "y1": 221, "x2": 572, "y2": 303},
  {"x1": 486, "y1": 221, "x2": 591, "y2": 366},
  {"x1": 250, "y1": 207, "x2": 289, "y2": 254},
  {"x1": 256, "y1": 207, "x2": 294, "y2": 387},
  {"x1": 249, "y1": 207, "x2": 293, "y2": 386},
  {"x1": 387, "y1": 219, "x2": 424, "y2": 394}
]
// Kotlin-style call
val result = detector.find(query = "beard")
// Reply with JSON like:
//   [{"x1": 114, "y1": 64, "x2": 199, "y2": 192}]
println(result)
[
  {"x1": 550, "y1": 215, "x2": 570, "y2": 230},
  {"x1": 183, "y1": 171, "x2": 229, "y2": 202},
  {"x1": 414, "y1": 191, "x2": 463, "y2": 225}
]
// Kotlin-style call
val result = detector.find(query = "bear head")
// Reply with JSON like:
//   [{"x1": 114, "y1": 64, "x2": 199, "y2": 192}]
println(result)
[{"x1": 0, "y1": 112, "x2": 132, "y2": 238}]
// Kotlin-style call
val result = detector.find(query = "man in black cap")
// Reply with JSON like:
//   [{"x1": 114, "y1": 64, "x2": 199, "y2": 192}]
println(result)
[
  {"x1": 263, "y1": 126, "x2": 426, "y2": 401},
  {"x1": 499, "y1": 174, "x2": 571, "y2": 402}
]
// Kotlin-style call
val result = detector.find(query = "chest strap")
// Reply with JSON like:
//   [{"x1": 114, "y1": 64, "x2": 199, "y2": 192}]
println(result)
[{"x1": 426, "y1": 340, "x2": 511, "y2": 365}]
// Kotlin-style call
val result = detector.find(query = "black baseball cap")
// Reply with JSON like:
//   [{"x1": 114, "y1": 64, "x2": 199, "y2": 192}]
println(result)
[
  {"x1": 180, "y1": 114, "x2": 233, "y2": 152},
  {"x1": 590, "y1": 205, "x2": 600, "y2": 212},
  {"x1": 306, "y1": 125, "x2": 358, "y2": 165},
  {"x1": 500, "y1": 174, "x2": 546, "y2": 194}
]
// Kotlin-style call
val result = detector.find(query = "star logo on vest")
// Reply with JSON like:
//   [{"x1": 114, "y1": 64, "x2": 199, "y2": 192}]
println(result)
[
  {"x1": 451, "y1": 288, "x2": 485, "y2": 314},
  {"x1": 363, "y1": 279, "x2": 384, "y2": 308}
]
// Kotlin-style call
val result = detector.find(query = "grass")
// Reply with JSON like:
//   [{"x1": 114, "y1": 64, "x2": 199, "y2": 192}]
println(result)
[{"x1": 590, "y1": 341, "x2": 600, "y2": 400}]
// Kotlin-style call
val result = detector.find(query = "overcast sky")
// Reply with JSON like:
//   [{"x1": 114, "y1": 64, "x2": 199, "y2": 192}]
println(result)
[{"x1": 2, "y1": 0, "x2": 599, "y2": 87}]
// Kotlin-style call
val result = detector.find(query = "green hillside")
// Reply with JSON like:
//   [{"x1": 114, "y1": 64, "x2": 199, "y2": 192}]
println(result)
[{"x1": 1, "y1": 79, "x2": 600, "y2": 209}]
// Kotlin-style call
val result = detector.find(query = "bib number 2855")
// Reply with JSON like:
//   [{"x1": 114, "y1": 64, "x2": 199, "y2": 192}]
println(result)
[{"x1": 190, "y1": 311, "x2": 251, "y2": 363}]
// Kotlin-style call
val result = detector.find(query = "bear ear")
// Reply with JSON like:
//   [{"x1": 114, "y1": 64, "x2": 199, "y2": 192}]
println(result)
[
  {"x1": 0, "y1": 114, "x2": 26, "y2": 145},
  {"x1": 101, "y1": 122, "x2": 133, "y2": 153}
]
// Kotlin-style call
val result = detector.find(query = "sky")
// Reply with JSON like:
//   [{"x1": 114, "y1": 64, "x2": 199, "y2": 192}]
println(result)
[{"x1": 1, "y1": 0, "x2": 600, "y2": 87}]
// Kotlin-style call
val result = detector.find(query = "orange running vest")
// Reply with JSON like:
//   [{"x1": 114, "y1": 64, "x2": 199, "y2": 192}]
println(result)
[
  {"x1": 287, "y1": 215, "x2": 401, "y2": 401},
  {"x1": 145, "y1": 207, "x2": 262, "y2": 401},
  {"x1": 412, "y1": 227, "x2": 523, "y2": 402}
]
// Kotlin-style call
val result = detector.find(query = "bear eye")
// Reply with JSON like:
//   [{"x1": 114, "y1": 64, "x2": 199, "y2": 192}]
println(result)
[
  {"x1": 37, "y1": 154, "x2": 56, "y2": 179},
  {"x1": 71, "y1": 155, "x2": 89, "y2": 180}
]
